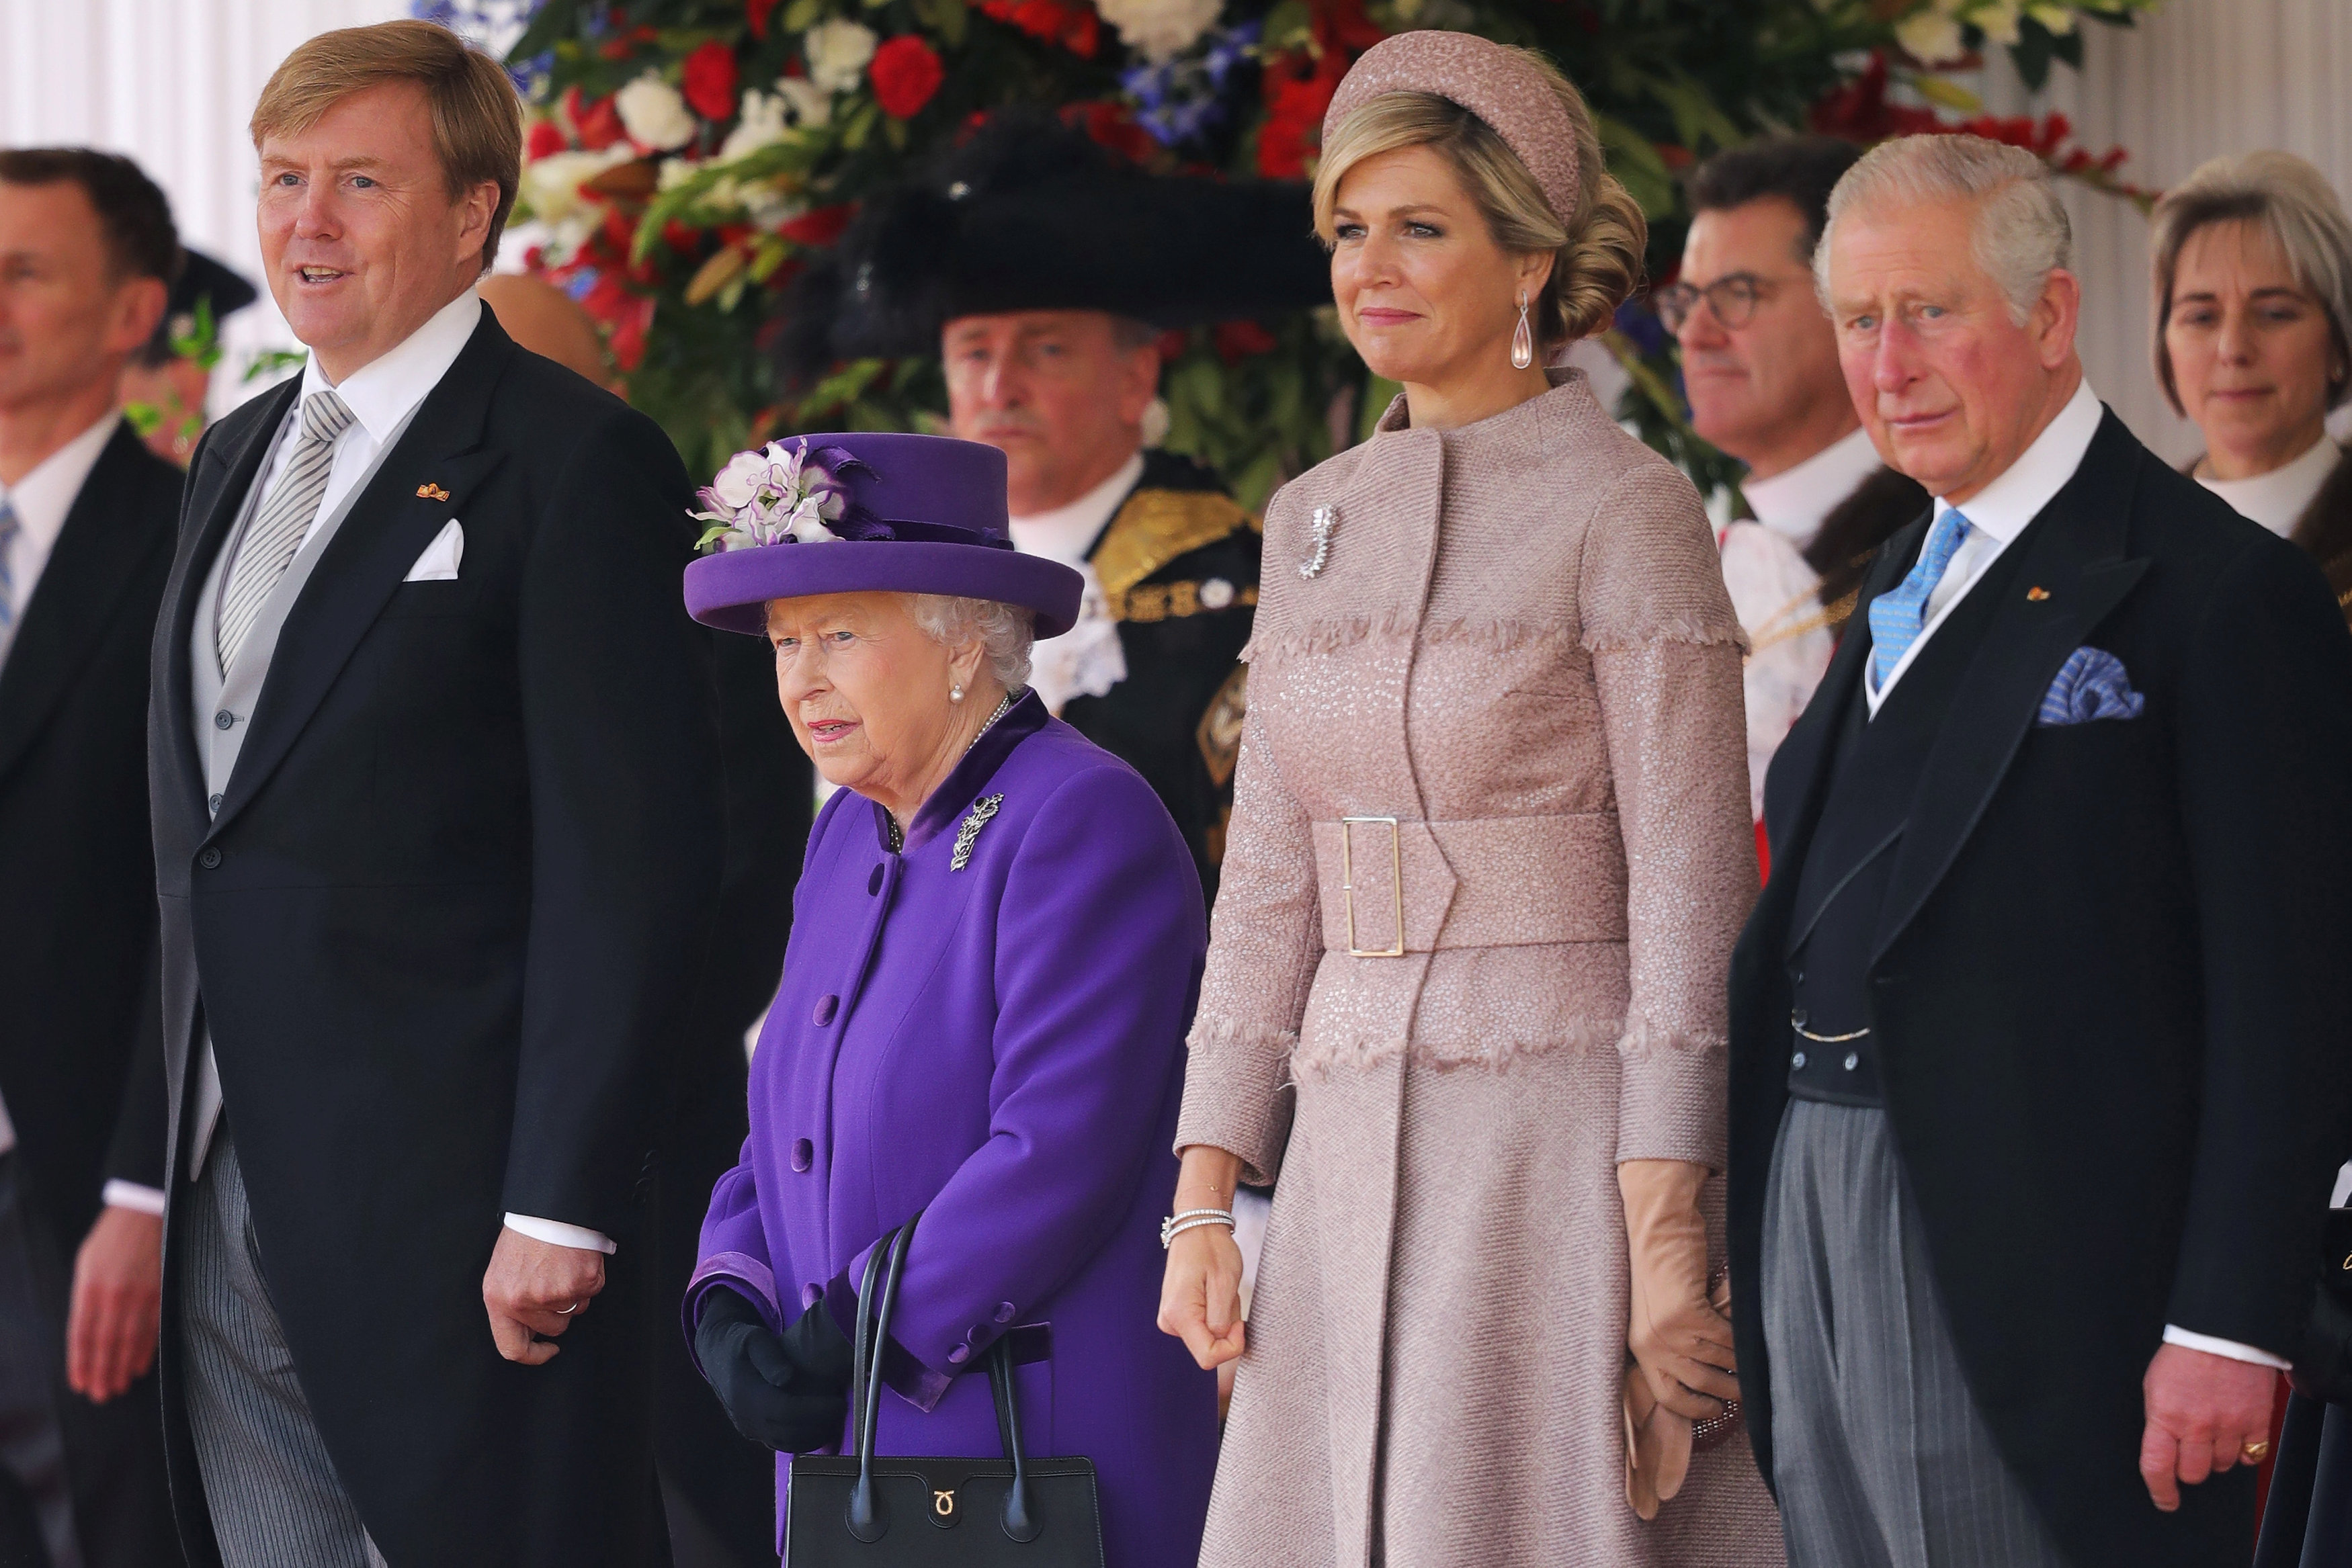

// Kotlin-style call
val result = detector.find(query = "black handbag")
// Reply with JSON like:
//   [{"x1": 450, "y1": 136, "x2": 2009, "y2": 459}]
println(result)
[
  {"x1": 784, "y1": 1213, "x2": 1105, "y2": 1566},
  {"x1": 2291, "y1": 1209, "x2": 2352, "y2": 1404}
]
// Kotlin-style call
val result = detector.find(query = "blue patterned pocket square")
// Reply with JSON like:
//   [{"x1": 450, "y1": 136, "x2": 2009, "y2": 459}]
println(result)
[{"x1": 2038, "y1": 646, "x2": 2144, "y2": 726}]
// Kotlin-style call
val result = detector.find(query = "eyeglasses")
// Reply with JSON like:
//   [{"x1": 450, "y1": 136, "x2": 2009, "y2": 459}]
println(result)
[{"x1": 1654, "y1": 272, "x2": 1802, "y2": 333}]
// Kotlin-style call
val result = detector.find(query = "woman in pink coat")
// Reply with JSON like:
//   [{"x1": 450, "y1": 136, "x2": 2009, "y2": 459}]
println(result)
[{"x1": 1155, "y1": 32, "x2": 1783, "y2": 1567}]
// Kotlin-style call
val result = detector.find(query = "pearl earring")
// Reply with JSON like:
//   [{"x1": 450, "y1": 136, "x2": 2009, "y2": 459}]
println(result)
[
  {"x1": 1511, "y1": 289, "x2": 1534, "y2": 370},
  {"x1": 950, "y1": 683, "x2": 965, "y2": 703}
]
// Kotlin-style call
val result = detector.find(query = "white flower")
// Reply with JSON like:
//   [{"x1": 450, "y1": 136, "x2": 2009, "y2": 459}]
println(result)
[
  {"x1": 804, "y1": 20, "x2": 878, "y2": 95},
  {"x1": 1095, "y1": 0, "x2": 1224, "y2": 62},
  {"x1": 1968, "y1": 0, "x2": 2023, "y2": 44},
  {"x1": 517, "y1": 144, "x2": 635, "y2": 225},
  {"x1": 709, "y1": 449, "x2": 771, "y2": 510},
  {"x1": 1894, "y1": 9, "x2": 1967, "y2": 64},
  {"x1": 2025, "y1": 1, "x2": 2077, "y2": 31},
  {"x1": 776, "y1": 78, "x2": 833, "y2": 130},
  {"x1": 616, "y1": 73, "x2": 697, "y2": 151},
  {"x1": 718, "y1": 89, "x2": 792, "y2": 162}
]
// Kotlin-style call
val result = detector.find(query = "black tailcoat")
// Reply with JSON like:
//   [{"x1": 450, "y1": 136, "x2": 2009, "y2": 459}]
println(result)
[
  {"x1": 1728, "y1": 410, "x2": 2352, "y2": 1566},
  {"x1": 0, "y1": 421, "x2": 179, "y2": 1567},
  {"x1": 149, "y1": 310, "x2": 723, "y2": 1567},
  {"x1": 1062, "y1": 450, "x2": 1259, "y2": 907}
]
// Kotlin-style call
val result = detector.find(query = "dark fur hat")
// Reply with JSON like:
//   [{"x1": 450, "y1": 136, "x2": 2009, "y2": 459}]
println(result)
[{"x1": 775, "y1": 112, "x2": 1329, "y2": 388}]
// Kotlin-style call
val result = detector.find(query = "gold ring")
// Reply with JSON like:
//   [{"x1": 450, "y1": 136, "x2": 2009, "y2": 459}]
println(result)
[{"x1": 2242, "y1": 1440, "x2": 2273, "y2": 1463}]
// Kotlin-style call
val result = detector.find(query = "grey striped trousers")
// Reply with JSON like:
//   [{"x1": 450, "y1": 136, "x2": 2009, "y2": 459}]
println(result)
[
  {"x1": 179, "y1": 1134, "x2": 387, "y2": 1568},
  {"x1": 1761, "y1": 1098, "x2": 2072, "y2": 1568}
]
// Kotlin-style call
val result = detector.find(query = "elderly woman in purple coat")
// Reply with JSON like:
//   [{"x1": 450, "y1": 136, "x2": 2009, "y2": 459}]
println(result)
[{"x1": 677, "y1": 430, "x2": 1219, "y2": 1564}]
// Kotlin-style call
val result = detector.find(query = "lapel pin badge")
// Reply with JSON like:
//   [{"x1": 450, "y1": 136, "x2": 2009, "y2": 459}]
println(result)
[
  {"x1": 2026, "y1": 586, "x2": 2050, "y2": 601},
  {"x1": 1300, "y1": 505, "x2": 1339, "y2": 578},
  {"x1": 417, "y1": 483, "x2": 451, "y2": 502}
]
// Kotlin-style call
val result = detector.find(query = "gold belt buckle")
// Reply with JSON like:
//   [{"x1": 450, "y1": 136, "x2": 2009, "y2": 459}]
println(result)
[{"x1": 1339, "y1": 816, "x2": 1405, "y2": 958}]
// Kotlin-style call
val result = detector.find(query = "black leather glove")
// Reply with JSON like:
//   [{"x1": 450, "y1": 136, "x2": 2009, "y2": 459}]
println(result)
[{"x1": 693, "y1": 1287, "x2": 856, "y2": 1452}]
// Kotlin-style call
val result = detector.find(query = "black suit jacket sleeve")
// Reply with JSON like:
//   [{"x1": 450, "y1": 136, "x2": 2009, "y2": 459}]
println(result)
[
  {"x1": 499, "y1": 405, "x2": 724, "y2": 1233},
  {"x1": 101, "y1": 933, "x2": 169, "y2": 1194},
  {"x1": 2167, "y1": 534, "x2": 2352, "y2": 1352}
]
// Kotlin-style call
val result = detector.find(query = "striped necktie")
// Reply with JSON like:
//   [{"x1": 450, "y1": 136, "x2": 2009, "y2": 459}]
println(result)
[
  {"x1": 0, "y1": 498, "x2": 19, "y2": 649},
  {"x1": 1868, "y1": 507, "x2": 1974, "y2": 689},
  {"x1": 217, "y1": 389, "x2": 356, "y2": 672}
]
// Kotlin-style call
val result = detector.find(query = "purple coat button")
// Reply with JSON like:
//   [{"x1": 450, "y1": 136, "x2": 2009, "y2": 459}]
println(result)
[
  {"x1": 868, "y1": 865, "x2": 885, "y2": 896},
  {"x1": 946, "y1": 1344, "x2": 970, "y2": 1365},
  {"x1": 812, "y1": 994, "x2": 838, "y2": 1025},
  {"x1": 994, "y1": 1301, "x2": 1015, "y2": 1323},
  {"x1": 790, "y1": 1138, "x2": 813, "y2": 1172},
  {"x1": 802, "y1": 1282, "x2": 823, "y2": 1309}
]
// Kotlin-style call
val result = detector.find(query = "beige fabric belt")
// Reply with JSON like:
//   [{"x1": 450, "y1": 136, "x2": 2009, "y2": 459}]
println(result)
[{"x1": 1310, "y1": 814, "x2": 1628, "y2": 954}]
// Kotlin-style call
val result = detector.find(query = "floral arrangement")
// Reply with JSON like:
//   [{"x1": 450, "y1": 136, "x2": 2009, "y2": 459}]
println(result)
[
  {"x1": 437, "y1": 0, "x2": 2162, "y2": 503},
  {"x1": 690, "y1": 437, "x2": 882, "y2": 548}
]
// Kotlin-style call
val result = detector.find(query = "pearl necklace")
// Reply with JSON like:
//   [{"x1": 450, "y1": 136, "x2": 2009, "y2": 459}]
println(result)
[{"x1": 886, "y1": 690, "x2": 1022, "y2": 852}]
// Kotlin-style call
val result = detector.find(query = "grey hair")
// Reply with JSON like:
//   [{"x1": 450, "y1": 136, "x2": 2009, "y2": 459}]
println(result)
[
  {"x1": 2149, "y1": 150, "x2": 2352, "y2": 414},
  {"x1": 909, "y1": 594, "x2": 1036, "y2": 693},
  {"x1": 1814, "y1": 133, "x2": 2074, "y2": 327}
]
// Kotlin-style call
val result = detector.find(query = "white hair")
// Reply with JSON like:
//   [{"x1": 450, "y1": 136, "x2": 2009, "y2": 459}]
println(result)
[
  {"x1": 2149, "y1": 150, "x2": 2352, "y2": 413},
  {"x1": 1814, "y1": 133, "x2": 2074, "y2": 326},
  {"x1": 909, "y1": 594, "x2": 1036, "y2": 693}
]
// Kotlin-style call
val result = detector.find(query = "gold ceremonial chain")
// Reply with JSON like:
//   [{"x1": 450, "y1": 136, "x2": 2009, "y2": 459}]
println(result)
[{"x1": 1792, "y1": 1014, "x2": 1870, "y2": 1044}]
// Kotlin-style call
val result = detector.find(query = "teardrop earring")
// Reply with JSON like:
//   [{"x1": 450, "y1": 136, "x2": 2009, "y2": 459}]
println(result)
[
  {"x1": 950, "y1": 683, "x2": 965, "y2": 704},
  {"x1": 1511, "y1": 290, "x2": 1534, "y2": 371}
]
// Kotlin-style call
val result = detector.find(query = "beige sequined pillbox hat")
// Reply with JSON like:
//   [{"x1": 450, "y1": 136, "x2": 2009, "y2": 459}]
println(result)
[{"x1": 1320, "y1": 30, "x2": 1584, "y2": 229}]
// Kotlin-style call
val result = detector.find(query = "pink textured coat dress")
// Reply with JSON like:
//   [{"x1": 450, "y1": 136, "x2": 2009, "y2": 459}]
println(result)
[{"x1": 1175, "y1": 372, "x2": 1786, "y2": 1566}]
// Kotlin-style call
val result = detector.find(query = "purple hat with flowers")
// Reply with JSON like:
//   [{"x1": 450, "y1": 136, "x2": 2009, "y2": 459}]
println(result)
[{"x1": 681, "y1": 432, "x2": 1083, "y2": 639}]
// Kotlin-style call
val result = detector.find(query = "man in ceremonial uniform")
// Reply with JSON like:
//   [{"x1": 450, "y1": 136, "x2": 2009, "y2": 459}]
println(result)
[
  {"x1": 1667, "y1": 136, "x2": 1927, "y2": 834},
  {"x1": 781, "y1": 113, "x2": 1327, "y2": 904},
  {"x1": 0, "y1": 146, "x2": 182, "y2": 1568}
]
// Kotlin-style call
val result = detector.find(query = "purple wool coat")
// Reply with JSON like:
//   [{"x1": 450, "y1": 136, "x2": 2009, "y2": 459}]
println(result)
[{"x1": 688, "y1": 691, "x2": 1219, "y2": 1565}]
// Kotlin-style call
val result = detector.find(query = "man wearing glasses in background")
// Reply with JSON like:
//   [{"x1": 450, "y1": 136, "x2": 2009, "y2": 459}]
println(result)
[{"x1": 1665, "y1": 137, "x2": 1927, "y2": 861}]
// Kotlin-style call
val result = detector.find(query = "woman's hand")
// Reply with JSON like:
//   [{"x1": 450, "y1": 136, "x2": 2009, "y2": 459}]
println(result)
[
  {"x1": 1159, "y1": 1145, "x2": 1248, "y2": 1370},
  {"x1": 1620, "y1": 1159, "x2": 1738, "y2": 1420},
  {"x1": 694, "y1": 1289, "x2": 856, "y2": 1453}
]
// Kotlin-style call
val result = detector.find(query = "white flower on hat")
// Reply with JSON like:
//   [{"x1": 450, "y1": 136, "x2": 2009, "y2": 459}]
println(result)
[
  {"x1": 804, "y1": 20, "x2": 879, "y2": 95},
  {"x1": 693, "y1": 439, "x2": 853, "y2": 550},
  {"x1": 1096, "y1": 0, "x2": 1224, "y2": 64},
  {"x1": 708, "y1": 449, "x2": 771, "y2": 511},
  {"x1": 616, "y1": 73, "x2": 698, "y2": 151}
]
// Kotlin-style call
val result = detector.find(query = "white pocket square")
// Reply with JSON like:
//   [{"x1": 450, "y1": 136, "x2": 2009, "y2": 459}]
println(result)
[{"x1": 403, "y1": 518, "x2": 464, "y2": 582}]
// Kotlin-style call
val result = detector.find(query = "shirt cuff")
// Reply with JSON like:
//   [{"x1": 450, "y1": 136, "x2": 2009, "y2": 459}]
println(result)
[
  {"x1": 2162, "y1": 1323, "x2": 2292, "y2": 1372},
  {"x1": 101, "y1": 1180, "x2": 167, "y2": 1217},
  {"x1": 503, "y1": 1213, "x2": 616, "y2": 1255}
]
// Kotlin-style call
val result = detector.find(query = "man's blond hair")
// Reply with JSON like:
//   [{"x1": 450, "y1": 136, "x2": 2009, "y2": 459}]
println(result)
[{"x1": 251, "y1": 19, "x2": 523, "y2": 271}]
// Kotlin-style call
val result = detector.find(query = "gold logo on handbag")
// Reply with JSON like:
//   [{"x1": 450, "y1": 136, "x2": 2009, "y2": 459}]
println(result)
[{"x1": 932, "y1": 1489, "x2": 956, "y2": 1519}]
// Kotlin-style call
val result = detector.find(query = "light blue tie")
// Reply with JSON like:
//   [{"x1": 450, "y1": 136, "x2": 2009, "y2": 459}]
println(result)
[{"x1": 1869, "y1": 507, "x2": 1973, "y2": 688}]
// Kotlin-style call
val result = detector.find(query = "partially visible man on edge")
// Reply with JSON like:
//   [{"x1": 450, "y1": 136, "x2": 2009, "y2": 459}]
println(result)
[
  {"x1": 1727, "y1": 133, "x2": 2352, "y2": 1568},
  {"x1": 0, "y1": 147, "x2": 182, "y2": 1568},
  {"x1": 149, "y1": 21, "x2": 723, "y2": 1566},
  {"x1": 779, "y1": 112, "x2": 1329, "y2": 907},
  {"x1": 1667, "y1": 135, "x2": 1926, "y2": 848}
]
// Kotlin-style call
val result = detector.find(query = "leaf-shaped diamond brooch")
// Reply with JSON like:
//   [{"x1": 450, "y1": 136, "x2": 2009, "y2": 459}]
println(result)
[
  {"x1": 1300, "y1": 505, "x2": 1339, "y2": 578},
  {"x1": 950, "y1": 793, "x2": 1005, "y2": 871}
]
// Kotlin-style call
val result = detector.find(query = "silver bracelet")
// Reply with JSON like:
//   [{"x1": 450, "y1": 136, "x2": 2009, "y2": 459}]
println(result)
[{"x1": 1161, "y1": 1209, "x2": 1236, "y2": 1249}]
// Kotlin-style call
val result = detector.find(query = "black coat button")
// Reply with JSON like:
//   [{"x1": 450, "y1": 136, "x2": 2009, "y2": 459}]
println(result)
[
  {"x1": 213, "y1": 710, "x2": 235, "y2": 730},
  {"x1": 208, "y1": 793, "x2": 224, "y2": 813},
  {"x1": 198, "y1": 847, "x2": 222, "y2": 869}
]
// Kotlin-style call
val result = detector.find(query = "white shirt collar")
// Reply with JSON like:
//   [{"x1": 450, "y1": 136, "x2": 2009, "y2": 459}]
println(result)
[
  {"x1": 297, "y1": 288, "x2": 483, "y2": 445},
  {"x1": 2197, "y1": 435, "x2": 2343, "y2": 538},
  {"x1": 1006, "y1": 451, "x2": 1145, "y2": 565},
  {"x1": 1738, "y1": 424, "x2": 1883, "y2": 548},
  {"x1": 0, "y1": 411, "x2": 121, "y2": 560},
  {"x1": 1930, "y1": 377, "x2": 2104, "y2": 542}
]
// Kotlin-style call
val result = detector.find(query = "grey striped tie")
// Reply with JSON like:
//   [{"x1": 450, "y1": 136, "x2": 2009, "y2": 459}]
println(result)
[
  {"x1": 217, "y1": 389, "x2": 355, "y2": 671},
  {"x1": 0, "y1": 497, "x2": 19, "y2": 642}
]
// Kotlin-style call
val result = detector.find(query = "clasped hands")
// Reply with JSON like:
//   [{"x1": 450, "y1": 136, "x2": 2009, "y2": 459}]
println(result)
[{"x1": 1620, "y1": 1159, "x2": 1738, "y2": 1522}]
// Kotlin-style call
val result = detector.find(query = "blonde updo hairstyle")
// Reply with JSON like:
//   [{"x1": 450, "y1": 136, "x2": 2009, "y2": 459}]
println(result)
[{"x1": 1310, "y1": 50, "x2": 1646, "y2": 351}]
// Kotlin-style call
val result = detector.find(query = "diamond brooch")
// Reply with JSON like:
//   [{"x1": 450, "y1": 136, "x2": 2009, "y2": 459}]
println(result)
[
  {"x1": 950, "y1": 793, "x2": 1004, "y2": 871},
  {"x1": 1300, "y1": 505, "x2": 1339, "y2": 579}
]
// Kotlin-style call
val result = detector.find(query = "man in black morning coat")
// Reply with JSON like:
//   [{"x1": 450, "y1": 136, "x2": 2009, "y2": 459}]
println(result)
[
  {"x1": 0, "y1": 148, "x2": 183, "y2": 1568},
  {"x1": 1727, "y1": 135, "x2": 2352, "y2": 1567},
  {"x1": 147, "y1": 24, "x2": 722, "y2": 1565}
]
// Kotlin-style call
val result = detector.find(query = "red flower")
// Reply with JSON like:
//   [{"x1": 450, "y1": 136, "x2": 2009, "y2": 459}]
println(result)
[
  {"x1": 526, "y1": 120, "x2": 570, "y2": 161},
  {"x1": 1214, "y1": 320, "x2": 1278, "y2": 363},
  {"x1": 564, "y1": 86, "x2": 628, "y2": 152},
  {"x1": 870, "y1": 36, "x2": 945, "y2": 120},
  {"x1": 663, "y1": 219, "x2": 702, "y2": 254},
  {"x1": 681, "y1": 41, "x2": 741, "y2": 123},
  {"x1": 1154, "y1": 329, "x2": 1191, "y2": 361},
  {"x1": 1257, "y1": 47, "x2": 1347, "y2": 179},
  {"x1": 778, "y1": 204, "x2": 854, "y2": 248},
  {"x1": 978, "y1": 0, "x2": 1097, "y2": 57},
  {"x1": 1067, "y1": 101, "x2": 1156, "y2": 165},
  {"x1": 746, "y1": 0, "x2": 783, "y2": 38}
]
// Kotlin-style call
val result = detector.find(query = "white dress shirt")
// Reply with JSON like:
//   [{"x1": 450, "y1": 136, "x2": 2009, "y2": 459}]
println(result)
[
  {"x1": 1864, "y1": 378, "x2": 2103, "y2": 717},
  {"x1": 1007, "y1": 451, "x2": 1142, "y2": 715},
  {"x1": 1855, "y1": 379, "x2": 2287, "y2": 1369},
  {"x1": 0, "y1": 414, "x2": 166, "y2": 1215},
  {"x1": 188, "y1": 289, "x2": 614, "y2": 1256},
  {"x1": 2196, "y1": 435, "x2": 2341, "y2": 538},
  {"x1": 1740, "y1": 423, "x2": 1884, "y2": 552}
]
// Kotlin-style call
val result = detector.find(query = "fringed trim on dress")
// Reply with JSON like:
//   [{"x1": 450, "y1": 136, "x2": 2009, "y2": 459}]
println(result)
[
  {"x1": 1185, "y1": 1014, "x2": 1302, "y2": 1065},
  {"x1": 1247, "y1": 613, "x2": 1588, "y2": 664},
  {"x1": 1288, "y1": 1014, "x2": 1632, "y2": 1082},
  {"x1": 1612, "y1": 1014, "x2": 1730, "y2": 1060},
  {"x1": 1581, "y1": 615, "x2": 1752, "y2": 656}
]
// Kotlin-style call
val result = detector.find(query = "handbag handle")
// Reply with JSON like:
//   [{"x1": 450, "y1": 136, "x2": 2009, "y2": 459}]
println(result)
[{"x1": 844, "y1": 1209, "x2": 1043, "y2": 1544}]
